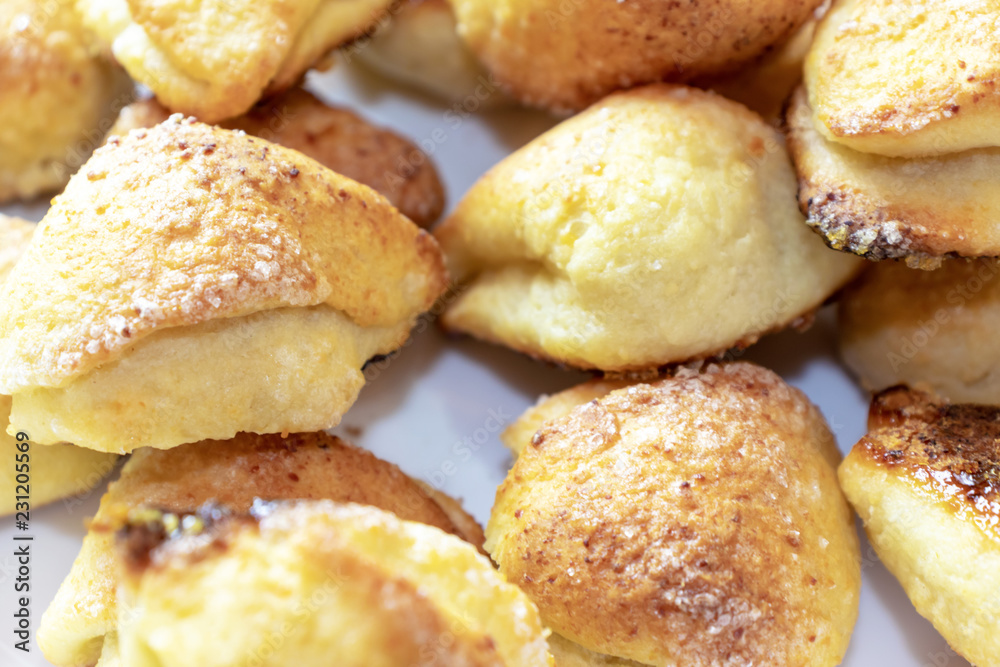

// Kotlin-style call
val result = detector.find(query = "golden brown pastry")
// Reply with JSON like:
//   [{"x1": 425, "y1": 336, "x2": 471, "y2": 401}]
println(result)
[
  {"x1": 349, "y1": 0, "x2": 510, "y2": 108},
  {"x1": 805, "y1": 0, "x2": 1000, "y2": 158},
  {"x1": 77, "y1": 0, "x2": 395, "y2": 122},
  {"x1": 39, "y1": 430, "x2": 486, "y2": 667},
  {"x1": 108, "y1": 89, "x2": 445, "y2": 227},
  {"x1": 447, "y1": 0, "x2": 824, "y2": 113},
  {"x1": 789, "y1": 0, "x2": 1000, "y2": 261},
  {"x1": 0, "y1": 215, "x2": 120, "y2": 516},
  {"x1": 839, "y1": 259, "x2": 1000, "y2": 403},
  {"x1": 839, "y1": 388, "x2": 1000, "y2": 667},
  {"x1": 436, "y1": 85, "x2": 861, "y2": 372},
  {"x1": 787, "y1": 87, "x2": 1000, "y2": 262},
  {"x1": 0, "y1": 117, "x2": 447, "y2": 453},
  {"x1": 499, "y1": 378, "x2": 630, "y2": 457},
  {"x1": 110, "y1": 501, "x2": 552, "y2": 667},
  {"x1": 487, "y1": 362, "x2": 861, "y2": 666},
  {"x1": 0, "y1": 0, "x2": 132, "y2": 202},
  {"x1": 704, "y1": 15, "x2": 819, "y2": 124}
]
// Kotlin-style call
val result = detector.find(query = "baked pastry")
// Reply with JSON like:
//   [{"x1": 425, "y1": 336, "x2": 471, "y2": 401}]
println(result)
[
  {"x1": 0, "y1": 214, "x2": 119, "y2": 516},
  {"x1": 788, "y1": 87, "x2": 1000, "y2": 263},
  {"x1": 789, "y1": 0, "x2": 1000, "y2": 261},
  {"x1": 108, "y1": 89, "x2": 446, "y2": 227},
  {"x1": 704, "y1": 15, "x2": 818, "y2": 124},
  {"x1": 76, "y1": 0, "x2": 395, "y2": 122},
  {"x1": 839, "y1": 259, "x2": 1000, "y2": 403},
  {"x1": 839, "y1": 387, "x2": 1000, "y2": 667},
  {"x1": 0, "y1": 117, "x2": 447, "y2": 453},
  {"x1": 436, "y1": 85, "x2": 861, "y2": 371},
  {"x1": 0, "y1": 395, "x2": 118, "y2": 517},
  {"x1": 110, "y1": 501, "x2": 552, "y2": 667},
  {"x1": 0, "y1": 0, "x2": 132, "y2": 202},
  {"x1": 349, "y1": 0, "x2": 510, "y2": 108},
  {"x1": 447, "y1": 0, "x2": 824, "y2": 113},
  {"x1": 487, "y1": 362, "x2": 861, "y2": 666},
  {"x1": 805, "y1": 0, "x2": 1000, "y2": 158},
  {"x1": 500, "y1": 378, "x2": 630, "y2": 457},
  {"x1": 39, "y1": 430, "x2": 486, "y2": 667}
]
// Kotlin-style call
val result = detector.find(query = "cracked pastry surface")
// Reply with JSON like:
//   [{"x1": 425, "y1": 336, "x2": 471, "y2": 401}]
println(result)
[
  {"x1": 447, "y1": 0, "x2": 824, "y2": 113},
  {"x1": 487, "y1": 362, "x2": 860, "y2": 666},
  {"x1": 110, "y1": 501, "x2": 552, "y2": 667},
  {"x1": 0, "y1": 117, "x2": 447, "y2": 452},
  {"x1": 0, "y1": 0, "x2": 132, "y2": 202},
  {"x1": 839, "y1": 259, "x2": 1000, "y2": 403},
  {"x1": 108, "y1": 89, "x2": 446, "y2": 227},
  {"x1": 77, "y1": 0, "x2": 394, "y2": 122},
  {"x1": 839, "y1": 387, "x2": 1000, "y2": 667},
  {"x1": 436, "y1": 85, "x2": 861, "y2": 371},
  {"x1": 39, "y1": 430, "x2": 486, "y2": 667}
]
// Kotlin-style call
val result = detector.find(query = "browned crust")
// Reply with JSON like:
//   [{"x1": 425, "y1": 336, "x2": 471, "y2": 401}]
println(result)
[
  {"x1": 806, "y1": 0, "x2": 1000, "y2": 146},
  {"x1": 489, "y1": 362, "x2": 857, "y2": 665},
  {"x1": 111, "y1": 91, "x2": 445, "y2": 227},
  {"x1": 454, "y1": 0, "x2": 823, "y2": 113},
  {"x1": 117, "y1": 503, "x2": 505, "y2": 667},
  {"x1": 417, "y1": 481, "x2": 487, "y2": 549},
  {"x1": 116, "y1": 505, "x2": 239, "y2": 574},
  {"x1": 786, "y1": 86, "x2": 995, "y2": 263},
  {"x1": 856, "y1": 387, "x2": 1000, "y2": 538},
  {"x1": 233, "y1": 89, "x2": 444, "y2": 228},
  {"x1": 101, "y1": 430, "x2": 485, "y2": 549},
  {"x1": 788, "y1": 89, "x2": 941, "y2": 262},
  {"x1": 793, "y1": 184, "x2": 960, "y2": 263},
  {"x1": 42, "y1": 431, "x2": 486, "y2": 667},
  {"x1": 0, "y1": 116, "x2": 447, "y2": 389}
]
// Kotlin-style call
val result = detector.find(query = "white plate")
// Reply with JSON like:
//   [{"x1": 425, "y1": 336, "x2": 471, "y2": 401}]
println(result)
[{"x1": 0, "y1": 64, "x2": 972, "y2": 667}]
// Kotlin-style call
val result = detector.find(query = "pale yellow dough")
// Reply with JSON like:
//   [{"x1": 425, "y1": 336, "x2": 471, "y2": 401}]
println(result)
[
  {"x1": 350, "y1": 0, "x2": 509, "y2": 108},
  {"x1": 839, "y1": 388, "x2": 1000, "y2": 667},
  {"x1": 0, "y1": 0, "x2": 131, "y2": 202},
  {"x1": 436, "y1": 85, "x2": 861, "y2": 371},
  {"x1": 77, "y1": 0, "x2": 394, "y2": 122},
  {"x1": 113, "y1": 502, "x2": 553, "y2": 667},
  {"x1": 0, "y1": 118, "x2": 447, "y2": 452},
  {"x1": 0, "y1": 213, "x2": 34, "y2": 283},
  {"x1": 487, "y1": 362, "x2": 860, "y2": 666},
  {"x1": 806, "y1": 0, "x2": 1000, "y2": 158},
  {"x1": 11, "y1": 306, "x2": 408, "y2": 453},
  {"x1": 0, "y1": 215, "x2": 118, "y2": 516},
  {"x1": 0, "y1": 394, "x2": 117, "y2": 517},
  {"x1": 839, "y1": 259, "x2": 1000, "y2": 403},
  {"x1": 39, "y1": 431, "x2": 485, "y2": 667}
]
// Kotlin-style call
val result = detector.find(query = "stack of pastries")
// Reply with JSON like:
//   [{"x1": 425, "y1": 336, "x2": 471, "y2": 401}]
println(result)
[{"x1": 2, "y1": 0, "x2": 998, "y2": 666}]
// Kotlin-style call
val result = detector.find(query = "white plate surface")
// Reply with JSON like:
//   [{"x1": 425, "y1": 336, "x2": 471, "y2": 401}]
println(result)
[{"x1": 0, "y1": 64, "x2": 973, "y2": 667}]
